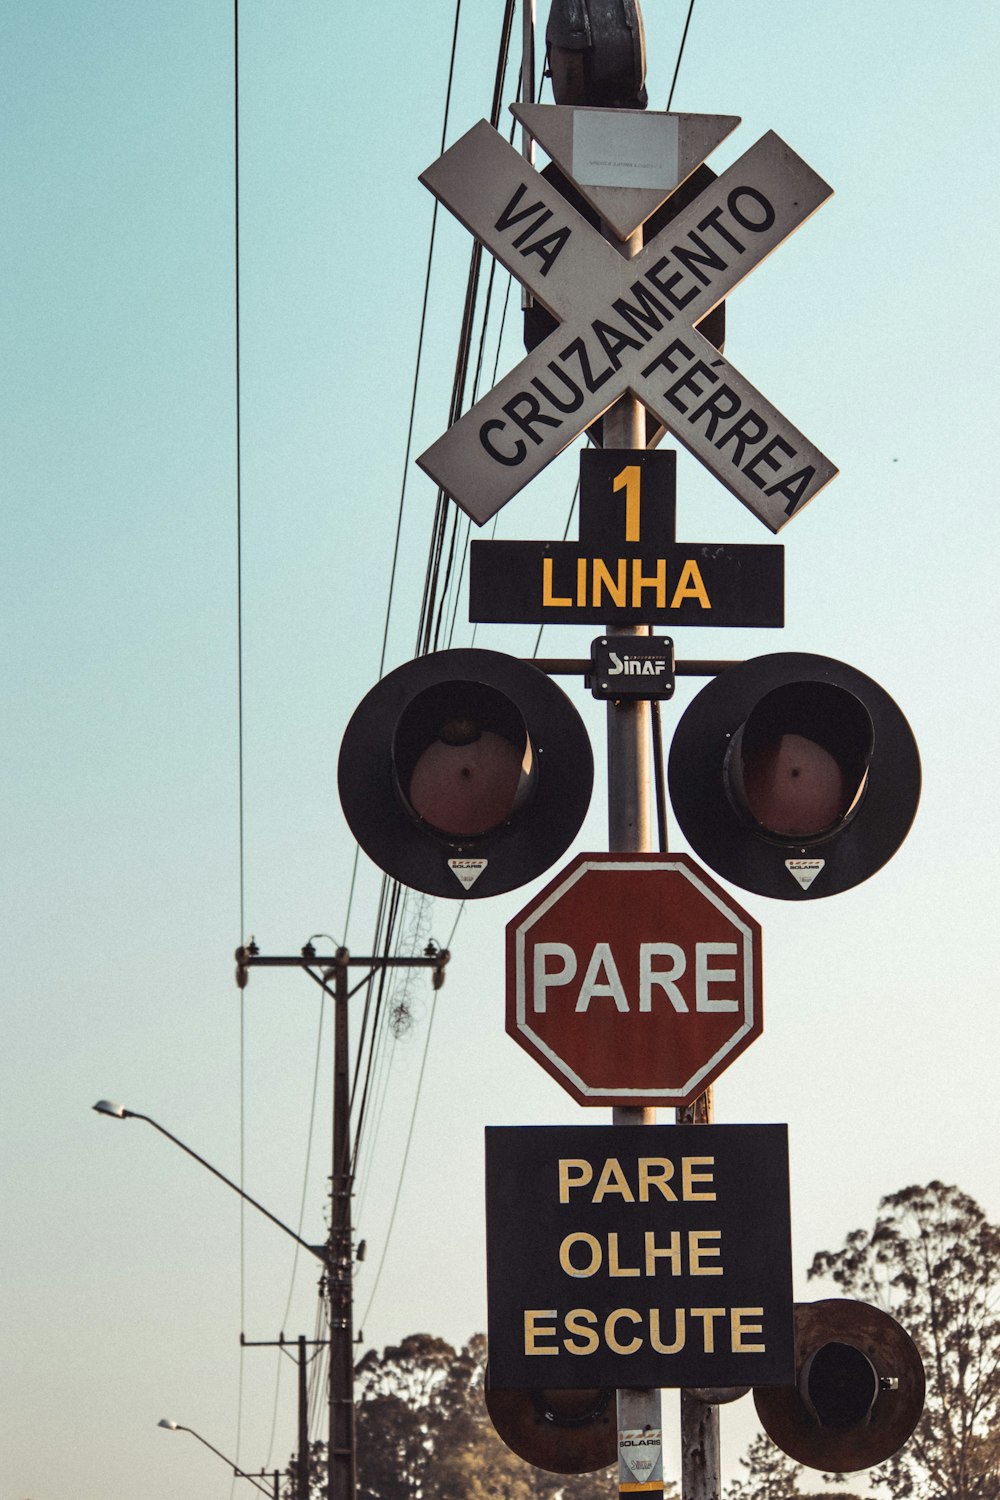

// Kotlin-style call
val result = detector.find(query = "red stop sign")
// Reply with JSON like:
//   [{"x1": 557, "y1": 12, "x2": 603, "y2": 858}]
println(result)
[{"x1": 506, "y1": 853, "x2": 763, "y2": 1107}]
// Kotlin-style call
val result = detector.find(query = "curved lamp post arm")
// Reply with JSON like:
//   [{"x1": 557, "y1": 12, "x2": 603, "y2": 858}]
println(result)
[
  {"x1": 93, "y1": 1101, "x2": 327, "y2": 1266},
  {"x1": 157, "y1": 1419, "x2": 275, "y2": 1498}
]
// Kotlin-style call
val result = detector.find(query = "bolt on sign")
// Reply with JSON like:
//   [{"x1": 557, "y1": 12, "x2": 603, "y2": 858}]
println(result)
[
  {"x1": 506, "y1": 853, "x2": 763, "y2": 1107},
  {"x1": 417, "y1": 110, "x2": 836, "y2": 531},
  {"x1": 485, "y1": 1124, "x2": 794, "y2": 1390},
  {"x1": 470, "y1": 448, "x2": 783, "y2": 628}
]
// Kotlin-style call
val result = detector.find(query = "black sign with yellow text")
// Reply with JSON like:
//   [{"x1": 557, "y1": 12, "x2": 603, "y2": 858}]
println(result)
[
  {"x1": 469, "y1": 451, "x2": 783, "y2": 628},
  {"x1": 485, "y1": 1123, "x2": 793, "y2": 1389}
]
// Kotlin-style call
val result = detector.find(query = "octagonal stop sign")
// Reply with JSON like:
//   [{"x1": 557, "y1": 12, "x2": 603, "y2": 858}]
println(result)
[{"x1": 506, "y1": 853, "x2": 763, "y2": 1107}]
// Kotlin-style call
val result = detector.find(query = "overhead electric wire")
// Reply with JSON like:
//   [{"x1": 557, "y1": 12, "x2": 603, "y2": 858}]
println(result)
[
  {"x1": 307, "y1": 1296, "x2": 327, "y2": 1436},
  {"x1": 275, "y1": 984, "x2": 328, "y2": 1307},
  {"x1": 233, "y1": 1, "x2": 247, "y2": 1492},
  {"x1": 442, "y1": 111, "x2": 516, "y2": 654},
  {"x1": 341, "y1": 846, "x2": 362, "y2": 948},
  {"x1": 376, "y1": 0, "x2": 466, "y2": 681},
  {"x1": 439, "y1": 249, "x2": 500, "y2": 648},
  {"x1": 352, "y1": 887, "x2": 436, "y2": 1224},
  {"x1": 418, "y1": 0, "x2": 516, "y2": 658},
  {"x1": 256, "y1": 0, "x2": 520, "y2": 1443},
  {"x1": 225, "y1": 0, "x2": 528, "y2": 1475},
  {"x1": 354, "y1": 0, "x2": 516, "y2": 1178},
  {"x1": 467, "y1": 270, "x2": 516, "y2": 651},
  {"x1": 425, "y1": 239, "x2": 487, "y2": 651},
  {"x1": 667, "y1": 0, "x2": 697, "y2": 109},
  {"x1": 530, "y1": 476, "x2": 580, "y2": 657},
  {"x1": 354, "y1": 1016, "x2": 401, "y2": 1219},
  {"x1": 346, "y1": 0, "x2": 472, "y2": 1218},
  {"x1": 347, "y1": 875, "x2": 393, "y2": 1112},
  {"x1": 263, "y1": 1346, "x2": 285, "y2": 1472},
  {"x1": 351, "y1": 883, "x2": 432, "y2": 1182},
  {"x1": 357, "y1": 979, "x2": 442, "y2": 1333},
  {"x1": 349, "y1": 884, "x2": 402, "y2": 1168},
  {"x1": 421, "y1": 217, "x2": 509, "y2": 657},
  {"x1": 348, "y1": 1, "x2": 518, "y2": 1343},
  {"x1": 235, "y1": 0, "x2": 708, "y2": 1473},
  {"x1": 244, "y1": 0, "x2": 701, "y2": 1459},
  {"x1": 647, "y1": 1, "x2": 700, "y2": 850},
  {"x1": 436, "y1": 899, "x2": 467, "y2": 976}
]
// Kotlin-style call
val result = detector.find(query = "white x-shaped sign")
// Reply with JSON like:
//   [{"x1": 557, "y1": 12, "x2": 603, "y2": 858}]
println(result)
[{"x1": 417, "y1": 119, "x2": 837, "y2": 533}]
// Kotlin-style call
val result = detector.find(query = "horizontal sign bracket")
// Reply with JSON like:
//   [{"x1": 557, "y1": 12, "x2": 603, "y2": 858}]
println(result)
[{"x1": 524, "y1": 656, "x2": 743, "y2": 677}]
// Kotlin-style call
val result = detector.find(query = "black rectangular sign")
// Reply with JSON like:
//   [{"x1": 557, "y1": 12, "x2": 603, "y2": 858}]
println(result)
[
  {"x1": 589, "y1": 635, "x2": 675, "y2": 700},
  {"x1": 468, "y1": 451, "x2": 782, "y2": 628},
  {"x1": 485, "y1": 1124, "x2": 794, "y2": 1390},
  {"x1": 469, "y1": 538, "x2": 783, "y2": 627}
]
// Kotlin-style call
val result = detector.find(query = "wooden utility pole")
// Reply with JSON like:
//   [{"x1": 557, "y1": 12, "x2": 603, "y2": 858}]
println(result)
[
  {"x1": 239, "y1": 1332, "x2": 314, "y2": 1500},
  {"x1": 237, "y1": 942, "x2": 449, "y2": 1500},
  {"x1": 327, "y1": 951, "x2": 355, "y2": 1500}
]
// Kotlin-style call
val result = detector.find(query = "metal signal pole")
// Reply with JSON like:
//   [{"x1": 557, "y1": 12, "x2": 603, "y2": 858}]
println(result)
[
  {"x1": 601, "y1": 214, "x2": 720, "y2": 1497},
  {"x1": 601, "y1": 223, "x2": 664, "y2": 1498}
]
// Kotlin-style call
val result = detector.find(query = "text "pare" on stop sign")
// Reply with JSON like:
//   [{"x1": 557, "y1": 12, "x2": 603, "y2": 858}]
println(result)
[{"x1": 532, "y1": 938, "x2": 742, "y2": 1014}]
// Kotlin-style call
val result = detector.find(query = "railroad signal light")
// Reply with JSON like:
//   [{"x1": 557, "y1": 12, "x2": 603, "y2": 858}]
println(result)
[
  {"x1": 668, "y1": 653, "x2": 920, "y2": 899},
  {"x1": 545, "y1": 0, "x2": 647, "y2": 109},
  {"x1": 754, "y1": 1299, "x2": 925, "y2": 1472},
  {"x1": 484, "y1": 1381, "x2": 616, "y2": 1474},
  {"x1": 338, "y1": 649, "x2": 594, "y2": 900}
]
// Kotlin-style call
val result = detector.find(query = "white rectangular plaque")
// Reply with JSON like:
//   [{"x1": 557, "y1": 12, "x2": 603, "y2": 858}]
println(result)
[{"x1": 573, "y1": 110, "x2": 679, "y2": 190}]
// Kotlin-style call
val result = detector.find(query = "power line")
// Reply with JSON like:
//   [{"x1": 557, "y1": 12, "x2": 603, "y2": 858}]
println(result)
[
  {"x1": 667, "y1": 0, "x2": 697, "y2": 109},
  {"x1": 417, "y1": 0, "x2": 515, "y2": 659},
  {"x1": 376, "y1": 0, "x2": 467, "y2": 681},
  {"x1": 233, "y1": 1, "x2": 247, "y2": 1492},
  {"x1": 229, "y1": 1, "x2": 521, "y2": 1474},
  {"x1": 357, "y1": 982, "x2": 442, "y2": 1332}
]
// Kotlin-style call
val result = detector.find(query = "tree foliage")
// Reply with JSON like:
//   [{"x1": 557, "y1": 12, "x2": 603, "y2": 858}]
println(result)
[
  {"x1": 808, "y1": 1181, "x2": 1000, "y2": 1500},
  {"x1": 723, "y1": 1431, "x2": 863, "y2": 1500},
  {"x1": 285, "y1": 1183, "x2": 998, "y2": 1500},
  {"x1": 725, "y1": 1430, "x2": 805, "y2": 1500}
]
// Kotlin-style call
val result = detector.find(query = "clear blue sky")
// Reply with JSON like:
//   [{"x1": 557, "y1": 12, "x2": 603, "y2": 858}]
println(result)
[{"x1": 3, "y1": 2, "x2": 998, "y2": 1497}]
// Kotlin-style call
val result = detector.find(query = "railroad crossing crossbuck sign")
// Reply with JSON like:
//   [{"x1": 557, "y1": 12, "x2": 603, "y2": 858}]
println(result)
[{"x1": 418, "y1": 112, "x2": 836, "y2": 532}]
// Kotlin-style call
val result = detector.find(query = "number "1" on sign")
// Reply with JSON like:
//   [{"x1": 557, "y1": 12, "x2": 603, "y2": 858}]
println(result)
[{"x1": 613, "y1": 464, "x2": 643, "y2": 543}]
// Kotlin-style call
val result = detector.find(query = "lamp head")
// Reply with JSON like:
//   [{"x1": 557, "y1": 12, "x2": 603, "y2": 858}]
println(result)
[
  {"x1": 92, "y1": 1099, "x2": 128, "y2": 1118},
  {"x1": 157, "y1": 1419, "x2": 180, "y2": 1431}
]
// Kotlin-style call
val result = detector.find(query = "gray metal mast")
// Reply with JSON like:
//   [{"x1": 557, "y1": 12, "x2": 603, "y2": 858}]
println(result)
[{"x1": 601, "y1": 214, "x2": 721, "y2": 1500}]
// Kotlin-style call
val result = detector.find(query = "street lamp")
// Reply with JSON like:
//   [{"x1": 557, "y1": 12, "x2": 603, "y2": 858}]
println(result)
[
  {"x1": 92, "y1": 1100, "x2": 328, "y2": 1265},
  {"x1": 157, "y1": 1418, "x2": 279, "y2": 1498},
  {"x1": 96, "y1": 1100, "x2": 322, "y2": 1499}
]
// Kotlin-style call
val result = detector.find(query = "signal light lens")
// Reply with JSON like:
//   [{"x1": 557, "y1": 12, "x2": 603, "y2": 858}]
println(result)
[
  {"x1": 726, "y1": 682, "x2": 873, "y2": 841},
  {"x1": 394, "y1": 681, "x2": 536, "y2": 837},
  {"x1": 740, "y1": 732, "x2": 849, "y2": 835},
  {"x1": 802, "y1": 1342, "x2": 879, "y2": 1429}
]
